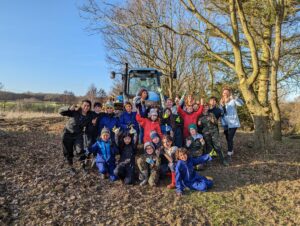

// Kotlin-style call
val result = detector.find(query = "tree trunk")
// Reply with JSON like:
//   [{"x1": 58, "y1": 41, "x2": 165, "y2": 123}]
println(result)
[
  {"x1": 258, "y1": 24, "x2": 272, "y2": 106},
  {"x1": 270, "y1": 1, "x2": 284, "y2": 141},
  {"x1": 252, "y1": 115, "x2": 270, "y2": 151}
]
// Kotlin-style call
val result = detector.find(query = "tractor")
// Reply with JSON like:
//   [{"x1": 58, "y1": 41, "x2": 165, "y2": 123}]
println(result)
[{"x1": 111, "y1": 63, "x2": 176, "y2": 108}]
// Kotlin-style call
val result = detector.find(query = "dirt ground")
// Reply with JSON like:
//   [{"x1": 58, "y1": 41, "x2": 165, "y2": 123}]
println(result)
[{"x1": 0, "y1": 117, "x2": 299, "y2": 225}]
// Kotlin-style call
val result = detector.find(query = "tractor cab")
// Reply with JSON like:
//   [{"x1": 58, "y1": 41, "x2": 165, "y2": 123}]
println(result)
[
  {"x1": 111, "y1": 64, "x2": 176, "y2": 107},
  {"x1": 127, "y1": 68, "x2": 161, "y2": 99}
]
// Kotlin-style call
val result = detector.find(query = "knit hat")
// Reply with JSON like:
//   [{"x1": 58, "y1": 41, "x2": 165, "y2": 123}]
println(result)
[
  {"x1": 105, "y1": 102, "x2": 114, "y2": 109},
  {"x1": 188, "y1": 124, "x2": 197, "y2": 131},
  {"x1": 149, "y1": 108, "x2": 158, "y2": 117},
  {"x1": 101, "y1": 127, "x2": 110, "y2": 135},
  {"x1": 144, "y1": 141, "x2": 155, "y2": 151},
  {"x1": 150, "y1": 130, "x2": 159, "y2": 140}
]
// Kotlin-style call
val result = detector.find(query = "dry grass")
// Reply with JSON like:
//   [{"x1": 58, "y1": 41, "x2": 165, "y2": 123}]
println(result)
[{"x1": 0, "y1": 111, "x2": 59, "y2": 119}]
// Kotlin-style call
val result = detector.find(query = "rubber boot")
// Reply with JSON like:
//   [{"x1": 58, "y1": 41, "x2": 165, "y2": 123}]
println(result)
[
  {"x1": 167, "y1": 172, "x2": 176, "y2": 189},
  {"x1": 139, "y1": 170, "x2": 149, "y2": 186},
  {"x1": 216, "y1": 149, "x2": 229, "y2": 166}
]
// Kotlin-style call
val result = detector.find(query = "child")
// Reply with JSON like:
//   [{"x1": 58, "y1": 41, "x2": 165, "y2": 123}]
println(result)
[
  {"x1": 177, "y1": 96, "x2": 204, "y2": 139},
  {"x1": 160, "y1": 108, "x2": 175, "y2": 137},
  {"x1": 85, "y1": 102, "x2": 105, "y2": 149},
  {"x1": 136, "y1": 108, "x2": 163, "y2": 143},
  {"x1": 113, "y1": 131, "x2": 137, "y2": 185},
  {"x1": 137, "y1": 142, "x2": 161, "y2": 187},
  {"x1": 87, "y1": 127, "x2": 118, "y2": 181},
  {"x1": 98, "y1": 102, "x2": 119, "y2": 142},
  {"x1": 161, "y1": 135, "x2": 177, "y2": 189},
  {"x1": 150, "y1": 130, "x2": 163, "y2": 151},
  {"x1": 175, "y1": 148, "x2": 213, "y2": 196},
  {"x1": 198, "y1": 105, "x2": 228, "y2": 166},
  {"x1": 119, "y1": 101, "x2": 139, "y2": 134},
  {"x1": 185, "y1": 124, "x2": 206, "y2": 158}
]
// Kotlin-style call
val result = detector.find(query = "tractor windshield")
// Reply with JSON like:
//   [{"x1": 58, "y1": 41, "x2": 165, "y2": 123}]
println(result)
[{"x1": 128, "y1": 74, "x2": 159, "y2": 96}]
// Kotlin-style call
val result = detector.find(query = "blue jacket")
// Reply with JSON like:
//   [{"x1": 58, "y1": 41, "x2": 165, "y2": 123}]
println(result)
[
  {"x1": 88, "y1": 139, "x2": 118, "y2": 163},
  {"x1": 221, "y1": 98, "x2": 244, "y2": 129},
  {"x1": 98, "y1": 113, "x2": 119, "y2": 138},
  {"x1": 208, "y1": 106, "x2": 224, "y2": 120},
  {"x1": 175, "y1": 154, "x2": 211, "y2": 193},
  {"x1": 119, "y1": 111, "x2": 139, "y2": 133}
]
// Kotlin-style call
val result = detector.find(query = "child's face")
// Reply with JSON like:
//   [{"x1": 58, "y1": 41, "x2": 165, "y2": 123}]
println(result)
[
  {"x1": 94, "y1": 106, "x2": 101, "y2": 113},
  {"x1": 101, "y1": 133, "x2": 110, "y2": 141},
  {"x1": 145, "y1": 146, "x2": 154, "y2": 155},
  {"x1": 152, "y1": 137, "x2": 160, "y2": 144},
  {"x1": 166, "y1": 99, "x2": 173, "y2": 108},
  {"x1": 193, "y1": 104, "x2": 199, "y2": 111},
  {"x1": 150, "y1": 114, "x2": 158, "y2": 121},
  {"x1": 124, "y1": 136, "x2": 131, "y2": 144},
  {"x1": 163, "y1": 139, "x2": 172, "y2": 148},
  {"x1": 106, "y1": 107, "x2": 114, "y2": 114},
  {"x1": 178, "y1": 152, "x2": 188, "y2": 161},
  {"x1": 125, "y1": 105, "x2": 132, "y2": 113},
  {"x1": 203, "y1": 105, "x2": 209, "y2": 114},
  {"x1": 186, "y1": 106, "x2": 193, "y2": 113},
  {"x1": 190, "y1": 128, "x2": 197, "y2": 136},
  {"x1": 209, "y1": 99, "x2": 216, "y2": 107}
]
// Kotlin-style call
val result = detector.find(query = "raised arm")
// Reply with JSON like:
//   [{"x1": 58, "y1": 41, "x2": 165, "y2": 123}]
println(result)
[{"x1": 59, "y1": 106, "x2": 75, "y2": 117}]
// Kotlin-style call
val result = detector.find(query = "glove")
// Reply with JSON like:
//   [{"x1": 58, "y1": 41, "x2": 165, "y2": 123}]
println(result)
[
  {"x1": 157, "y1": 87, "x2": 162, "y2": 93},
  {"x1": 112, "y1": 126, "x2": 120, "y2": 134},
  {"x1": 146, "y1": 157, "x2": 155, "y2": 165}
]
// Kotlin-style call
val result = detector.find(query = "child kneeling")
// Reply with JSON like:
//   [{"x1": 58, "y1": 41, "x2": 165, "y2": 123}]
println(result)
[
  {"x1": 175, "y1": 148, "x2": 213, "y2": 196},
  {"x1": 137, "y1": 142, "x2": 161, "y2": 187},
  {"x1": 87, "y1": 127, "x2": 118, "y2": 181},
  {"x1": 113, "y1": 131, "x2": 137, "y2": 185}
]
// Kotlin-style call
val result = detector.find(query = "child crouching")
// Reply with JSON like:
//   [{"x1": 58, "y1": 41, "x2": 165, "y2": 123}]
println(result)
[
  {"x1": 137, "y1": 142, "x2": 161, "y2": 187},
  {"x1": 113, "y1": 131, "x2": 137, "y2": 185},
  {"x1": 175, "y1": 148, "x2": 213, "y2": 196},
  {"x1": 87, "y1": 127, "x2": 118, "y2": 181}
]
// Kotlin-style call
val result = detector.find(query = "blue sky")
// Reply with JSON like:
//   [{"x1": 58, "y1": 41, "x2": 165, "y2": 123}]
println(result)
[{"x1": 0, "y1": 0, "x2": 113, "y2": 96}]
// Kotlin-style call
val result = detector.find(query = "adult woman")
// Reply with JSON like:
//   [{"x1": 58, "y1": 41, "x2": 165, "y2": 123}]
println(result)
[
  {"x1": 220, "y1": 88, "x2": 244, "y2": 157},
  {"x1": 59, "y1": 99, "x2": 94, "y2": 174}
]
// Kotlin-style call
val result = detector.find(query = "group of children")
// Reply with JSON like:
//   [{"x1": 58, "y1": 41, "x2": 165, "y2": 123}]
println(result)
[{"x1": 60, "y1": 87, "x2": 243, "y2": 195}]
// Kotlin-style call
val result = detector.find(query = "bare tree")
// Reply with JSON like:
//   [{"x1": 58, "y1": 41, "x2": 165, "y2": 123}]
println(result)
[{"x1": 80, "y1": 0, "x2": 209, "y2": 99}]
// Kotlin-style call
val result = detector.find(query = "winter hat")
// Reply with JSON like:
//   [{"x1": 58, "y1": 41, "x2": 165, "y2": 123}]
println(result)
[
  {"x1": 188, "y1": 124, "x2": 197, "y2": 131},
  {"x1": 150, "y1": 130, "x2": 159, "y2": 140},
  {"x1": 144, "y1": 141, "x2": 155, "y2": 151},
  {"x1": 101, "y1": 127, "x2": 110, "y2": 135},
  {"x1": 105, "y1": 102, "x2": 114, "y2": 109},
  {"x1": 148, "y1": 108, "x2": 158, "y2": 117}
]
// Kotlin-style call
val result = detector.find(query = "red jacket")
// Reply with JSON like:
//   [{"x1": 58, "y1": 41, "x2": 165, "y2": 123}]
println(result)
[
  {"x1": 177, "y1": 105, "x2": 204, "y2": 138},
  {"x1": 136, "y1": 113, "x2": 163, "y2": 143}
]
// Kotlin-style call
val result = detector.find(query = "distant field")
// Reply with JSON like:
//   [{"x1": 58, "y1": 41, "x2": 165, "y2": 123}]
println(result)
[{"x1": 0, "y1": 101, "x2": 65, "y2": 113}]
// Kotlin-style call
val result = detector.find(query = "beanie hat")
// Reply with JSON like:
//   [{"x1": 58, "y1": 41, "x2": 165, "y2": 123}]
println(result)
[
  {"x1": 105, "y1": 102, "x2": 114, "y2": 109},
  {"x1": 101, "y1": 127, "x2": 110, "y2": 135},
  {"x1": 188, "y1": 124, "x2": 197, "y2": 131},
  {"x1": 144, "y1": 141, "x2": 155, "y2": 151},
  {"x1": 149, "y1": 108, "x2": 158, "y2": 117},
  {"x1": 150, "y1": 130, "x2": 159, "y2": 140}
]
